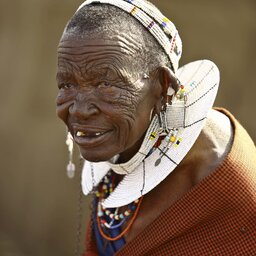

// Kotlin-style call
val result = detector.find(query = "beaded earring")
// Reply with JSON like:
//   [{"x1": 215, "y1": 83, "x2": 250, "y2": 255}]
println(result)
[
  {"x1": 158, "y1": 109, "x2": 169, "y2": 136},
  {"x1": 90, "y1": 162, "x2": 97, "y2": 193},
  {"x1": 66, "y1": 131, "x2": 76, "y2": 178}
]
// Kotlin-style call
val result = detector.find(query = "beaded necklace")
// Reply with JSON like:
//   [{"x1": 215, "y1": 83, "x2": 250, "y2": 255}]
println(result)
[{"x1": 96, "y1": 171, "x2": 144, "y2": 241}]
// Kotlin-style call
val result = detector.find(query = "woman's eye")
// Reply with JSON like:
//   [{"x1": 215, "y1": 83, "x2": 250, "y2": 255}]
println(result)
[
  {"x1": 59, "y1": 83, "x2": 74, "y2": 90},
  {"x1": 98, "y1": 82, "x2": 112, "y2": 88}
]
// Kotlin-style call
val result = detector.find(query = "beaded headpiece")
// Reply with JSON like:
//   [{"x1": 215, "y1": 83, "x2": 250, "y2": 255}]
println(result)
[{"x1": 77, "y1": 0, "x2": 182, "y2": 72}]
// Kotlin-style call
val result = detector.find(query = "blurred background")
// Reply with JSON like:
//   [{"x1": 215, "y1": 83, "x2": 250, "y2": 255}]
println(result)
[{"x1": 0, "y1": 0, "x2": 255, "y2": 255}]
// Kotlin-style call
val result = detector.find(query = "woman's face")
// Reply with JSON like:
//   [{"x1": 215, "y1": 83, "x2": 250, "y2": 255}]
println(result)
[{"x1": 56, "y1": 33, "x2": 162, "y2": 162}]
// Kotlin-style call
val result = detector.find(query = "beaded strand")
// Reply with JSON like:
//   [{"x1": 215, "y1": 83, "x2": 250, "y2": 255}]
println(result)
[
  {"x1": 96, "y1": 171, "x2": 144, "y2": 241},
  {"x1": 97, "y1": 196, "x2": 143, "y2": 241}
]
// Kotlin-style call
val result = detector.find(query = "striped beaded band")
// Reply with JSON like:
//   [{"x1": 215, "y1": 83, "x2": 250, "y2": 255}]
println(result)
[{"x1": 77, "y1": 0, "x2": 182, "y2": 73}]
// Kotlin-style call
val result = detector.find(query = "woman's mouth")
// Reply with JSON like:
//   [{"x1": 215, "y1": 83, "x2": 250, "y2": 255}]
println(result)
[
  {"x1": 73, "y1": 128, "x2": 113, "y2": 147},
  {"x1": 76, "y1": 131, "x2": 106, "y2": 138}
]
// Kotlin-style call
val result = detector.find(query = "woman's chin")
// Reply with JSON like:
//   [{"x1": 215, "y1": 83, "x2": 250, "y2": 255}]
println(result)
[{"x1": 79, "y1": 148, "x2": 115, "y2": 162}]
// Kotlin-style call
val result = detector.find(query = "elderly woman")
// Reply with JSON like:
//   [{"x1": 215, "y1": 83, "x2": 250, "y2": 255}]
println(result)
[{"x1": 56, "y1": 0, "x2": 256, "y2": 255}]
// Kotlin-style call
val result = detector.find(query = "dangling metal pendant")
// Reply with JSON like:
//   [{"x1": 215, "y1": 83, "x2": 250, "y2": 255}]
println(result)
[
  {"x1": 67, "y1": 161, "x2": 76, "y2": 178},
  {"x1": 158, "y1": 110, "x2": 169, "y2": 136},
  {"x1": 66, "y1": 132, "x2": 75, "y2": 178},
  {"x1": 155, "y1": 158, "x2": 161, "y2": 166}
]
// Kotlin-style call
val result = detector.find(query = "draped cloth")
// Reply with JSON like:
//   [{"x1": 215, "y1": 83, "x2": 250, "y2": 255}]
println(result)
[{"x1": 83, "y1": 109, "x2": 256, "y2": 255}]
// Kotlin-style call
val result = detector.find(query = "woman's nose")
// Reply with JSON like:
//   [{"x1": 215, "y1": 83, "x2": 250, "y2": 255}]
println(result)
[{"x1": 69, "y1": 93, "x2": 100, "y2": 119}]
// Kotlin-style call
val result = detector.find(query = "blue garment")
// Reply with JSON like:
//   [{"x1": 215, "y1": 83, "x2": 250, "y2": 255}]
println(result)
[{"x1": 93, "y1": 198, "x2": 126, "y2": 256}]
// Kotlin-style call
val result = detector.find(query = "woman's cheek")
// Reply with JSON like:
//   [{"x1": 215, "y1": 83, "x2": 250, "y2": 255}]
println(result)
[
  {"x1": 111, "y1": 90, "x2": 139, "y2": 112},
  {"x1": 56, "y1": 101, "x2": 73, "y2": 124},
  {"x1": 56, "y1": 89, "x2": 76, "y2": 105},
  {"x1": 56, "y1": 91, "x2": 76, "y2": 123}
]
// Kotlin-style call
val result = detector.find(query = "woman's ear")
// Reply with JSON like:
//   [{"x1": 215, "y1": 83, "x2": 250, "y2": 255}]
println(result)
[
  {"x1": 157, "y1": 66, "x2": 180, "y2": 107},
  {"x1": 152, "y1": 66, "x2": 180, "y2": 115},
  {"x1": 158, "y1": 66, "x2": 180, "y2": 94}
]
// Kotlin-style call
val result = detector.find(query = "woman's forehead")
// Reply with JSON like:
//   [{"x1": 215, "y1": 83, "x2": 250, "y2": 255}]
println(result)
[
  {"x1": 57, "y1": 32, "x2": 146, "y2": 77},
  {"x1": 59, "y1": 30, "x2": 143, "y2": 53},
  {"x1": 57, "y1": 42, "x2": 144, "y2": 85}
]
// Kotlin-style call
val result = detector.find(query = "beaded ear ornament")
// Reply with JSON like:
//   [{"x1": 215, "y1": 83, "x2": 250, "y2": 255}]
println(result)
[{"x1": 66, "y1": 132, "x2": 76, "y2": 178}]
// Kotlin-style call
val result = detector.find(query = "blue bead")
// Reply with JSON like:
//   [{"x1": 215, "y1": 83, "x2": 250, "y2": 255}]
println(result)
[
  {"x1": 162, "y1": 22, "x2": 167, "y2": 27},
  {"x1": 131, "y1": 205, "x2": 136, "y2": 211}
]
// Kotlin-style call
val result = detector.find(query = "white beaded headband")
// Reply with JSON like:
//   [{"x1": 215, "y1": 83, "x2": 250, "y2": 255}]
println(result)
[{"x1": 77, "y1": 0, "x2": 182, "y2": 73}]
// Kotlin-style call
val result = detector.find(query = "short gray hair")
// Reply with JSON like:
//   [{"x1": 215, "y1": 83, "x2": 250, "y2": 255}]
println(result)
[{"x1": 64, "y1": 4, "x2": 171, "y2": 74}]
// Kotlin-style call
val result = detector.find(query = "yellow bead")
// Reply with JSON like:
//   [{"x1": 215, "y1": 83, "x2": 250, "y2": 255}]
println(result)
[
  {"x1": 163, "y1": 17, "x2": 169, "y2": 23},
  {"x1": 175, "y1": 138, "x2": 182, "y2": 147},
  {"x1": 170, "y1": 136, "x2": 176, "y2": 143},
  {"x1": 131, "y1": 6, "x2": 138, "y2": 15},
  {"x1": 150, "y1": 132, "x2": 157, "y2": 140}
]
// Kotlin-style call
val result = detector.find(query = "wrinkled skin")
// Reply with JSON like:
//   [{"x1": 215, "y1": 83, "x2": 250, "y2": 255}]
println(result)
[{"x1": 56, "y1": 32, "x2": 174, "y2": 163}]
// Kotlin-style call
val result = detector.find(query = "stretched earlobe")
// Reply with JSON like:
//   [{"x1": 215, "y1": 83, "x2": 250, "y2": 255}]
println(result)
[
  {"x1": 152, "y1": 66, "x2": 180, "y2": 115},
  {"x1": 153, "y1": 99, "x2": 162, "y2": 115},
  {"x1": 157, "y1": 66, "x2": 181, "y2": 106}
]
